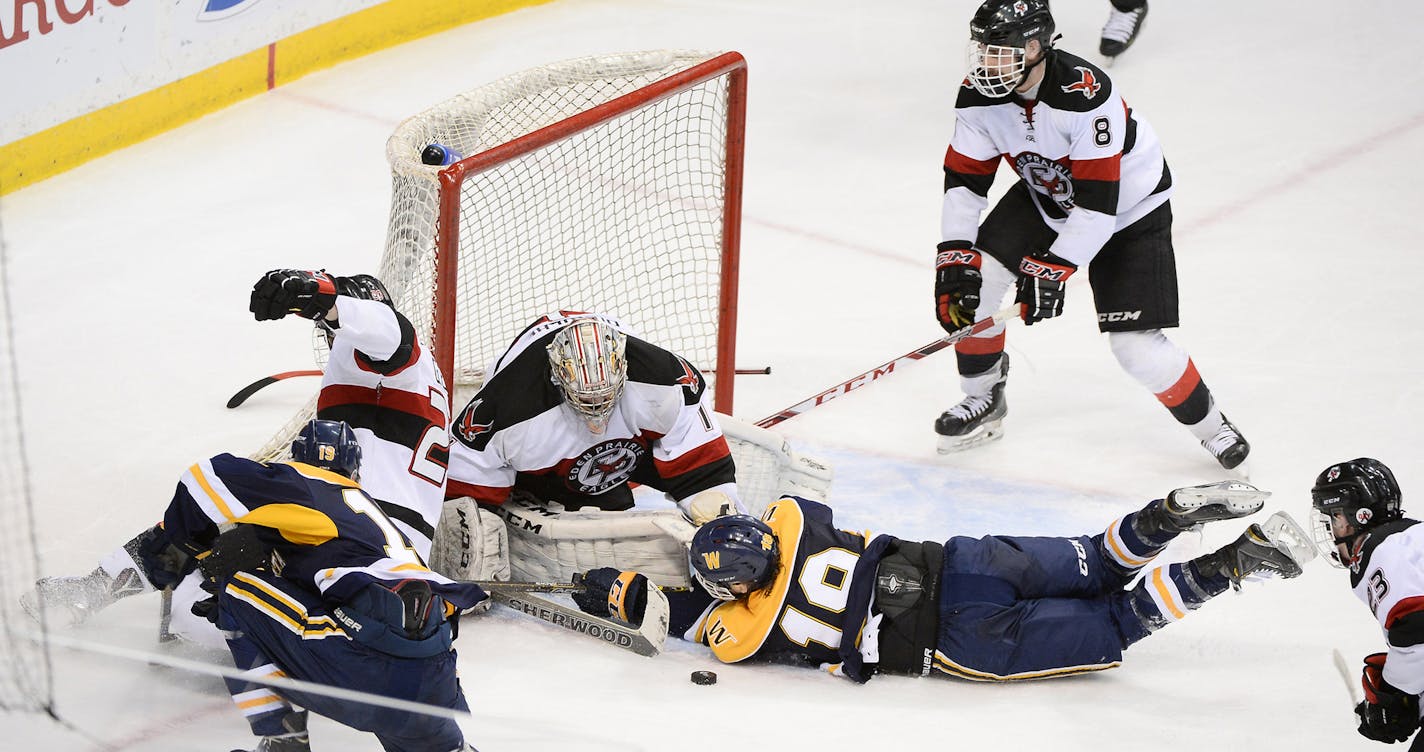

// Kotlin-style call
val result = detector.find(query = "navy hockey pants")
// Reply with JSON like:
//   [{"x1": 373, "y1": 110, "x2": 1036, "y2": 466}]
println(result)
[
  {"x1": 217, "y1": 570, "x2": 468, "y2": 752},
  {"x1": 932, "y1": 531, "x2": 1143, "y2": 680}
]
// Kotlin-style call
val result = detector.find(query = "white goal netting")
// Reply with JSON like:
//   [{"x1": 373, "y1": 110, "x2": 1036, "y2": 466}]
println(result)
[{"x1": 0, "y1": 228, "x2": 53, "y2": 712}]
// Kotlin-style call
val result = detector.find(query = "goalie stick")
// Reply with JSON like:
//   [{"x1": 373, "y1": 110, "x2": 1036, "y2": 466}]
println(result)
[
  {"x1": 490, "y1": 587, "x2": 669, "y2": 657},
  {"x1": 468, "y1": 576, "x2": 692, "y2": 595},
  {"x1": 226, "y1": 369, "x2": 323, "y2": 408},
  {"x1": 756, "y1": 304, "x2": 1023, "y2": 428}
]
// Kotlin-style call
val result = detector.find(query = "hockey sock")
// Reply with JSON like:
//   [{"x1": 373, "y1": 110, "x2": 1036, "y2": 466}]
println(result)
[
  {"x1": 1098, "y1": 510, "x2": 1170, "y2": 582},
  {"x1": 955, "y1": 333, "x2": 1006, "y2": 396},
  {"x1": 1107, "y1": 330, "x2": 1215, "y2": 425},
  {"x1": 1116, "y1": 560, "x2": 1230, "y2": 646}
]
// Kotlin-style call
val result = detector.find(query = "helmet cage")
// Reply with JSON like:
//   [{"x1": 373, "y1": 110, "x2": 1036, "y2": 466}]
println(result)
[
  {"x1": 690, "y1": 515, "x2": 780, "y2": 601},
  {"x1": 547, "y1": 320, "x2": 627, "y2": 434},
  {"x1": 966, "y1": 41, "x2": 1029, "y2": 98}
]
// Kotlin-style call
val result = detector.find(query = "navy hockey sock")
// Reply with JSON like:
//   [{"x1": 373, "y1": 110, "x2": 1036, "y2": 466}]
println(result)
[
  {"x1": 1116, "y1": 560, "x2": 1230, "y2": 646},
  {"x1": 1099, "y1": 508, "x2": 1172, "y2": 582}
]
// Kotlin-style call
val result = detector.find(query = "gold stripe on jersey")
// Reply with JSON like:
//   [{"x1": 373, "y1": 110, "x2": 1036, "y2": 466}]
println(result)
[
  {"x1": 932, "y1": 650, "x2": 1121, "y2": 681},
  {"x1": 695, "y1": 498, "x2": 805, "y2": 663},
  {"x1": 1148, "y1": 566, "x2": 1186, "y2": 621},
  {"x1": 287, "y1": 462, "x2": 361, "y2": 488},
  {"x1": 226, "y1": 572, "x2": 346, "y2": 639},
  {"x1": 186, "y1": 459, "x2": 245, "y2": 522},
  {"x1": 1103, "y1": 515, "x2": 1152, "y2": 570},
  {"x1": 234, "y1": 504, "x2": 340, "y2": 546}
]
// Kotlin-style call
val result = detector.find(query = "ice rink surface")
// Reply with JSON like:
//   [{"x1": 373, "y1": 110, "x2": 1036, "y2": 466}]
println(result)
[{"x1": 5, "y1": 0, "x2": 1424, "y2": 749}]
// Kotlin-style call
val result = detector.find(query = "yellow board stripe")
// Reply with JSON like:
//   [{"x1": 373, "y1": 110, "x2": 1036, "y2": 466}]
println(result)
[{"x1": 0, "y1": 0, "x2": 555, "y2": 196}]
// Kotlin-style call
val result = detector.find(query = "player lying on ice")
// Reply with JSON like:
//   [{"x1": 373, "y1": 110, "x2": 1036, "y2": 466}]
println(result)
[{"x1": 571, "y1": 481, "x2": 1312, "y2": 681}]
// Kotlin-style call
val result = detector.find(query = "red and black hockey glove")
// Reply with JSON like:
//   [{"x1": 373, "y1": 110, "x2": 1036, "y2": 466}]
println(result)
[
  {"x1": 934, "y1": 242, "x2": 983, "y2": 333},
  {"x1": 572, "y1": 567, "x2": 649, "y2": 625},
  {"x1": 1357, "y1": 652, "x2": 1421, "y2": 743},
  {"x1": 250, "y1": 269, "x2": 338, "y2": 322},
  {"x1": 1015, "y1": 254, "x2": 1077, "y2": 325}
]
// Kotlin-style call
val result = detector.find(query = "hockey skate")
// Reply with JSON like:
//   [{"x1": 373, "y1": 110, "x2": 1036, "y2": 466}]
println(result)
[
  {"x1": 20, "y1": 567, "x2": 133, "y2": 628},
  {"x1": 1200, "y1": 513, "x2": 1310, "y2": 590},
  {"x1": 231, "y1": 711, "x2": 309, "y2": 752},
  {"x1": 1201, "y1": 414, "x2": 1250, "y2": 471},
  {"x1": 935, "y1": 355, "x2": 1008, "y2": 453},
  {"x1": 1099, "y1": 2, "x2": 1148, "y2": 59},
  {"x1": 1164, "y1": 480, "x2": 1268, "y2": 530}
]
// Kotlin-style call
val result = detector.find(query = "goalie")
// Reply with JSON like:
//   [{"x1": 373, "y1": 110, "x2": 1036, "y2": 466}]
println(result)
[{"x1": 447, "y1": 311, "x2": 748, "y2": 586}]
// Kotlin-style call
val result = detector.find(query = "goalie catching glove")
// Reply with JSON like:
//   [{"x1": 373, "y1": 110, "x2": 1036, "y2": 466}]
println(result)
[
  {"x1": 934, "y1": 242, "x2": 982, "y2": 332},
  {"x1": 573, "y1": 567, "x2": 650, "y2": 626},
  {"x1": 1356, "y1": 652, "x2": 1421, "y2": 743},
  {"x1": 1015, "y1": 254, "x2": 1076, "y2": 325},
  {"x1": 250, "y1": 269, "x2": 338, "y2": 321}
]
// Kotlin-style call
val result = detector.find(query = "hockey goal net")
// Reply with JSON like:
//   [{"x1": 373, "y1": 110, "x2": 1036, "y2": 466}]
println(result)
[{"x1": 381, "y1": 49, "x2": 746, "y2": 410}]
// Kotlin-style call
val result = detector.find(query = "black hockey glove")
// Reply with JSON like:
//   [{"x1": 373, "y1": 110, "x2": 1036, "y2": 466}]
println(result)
[
  {"x1": 934, "y1": 242, "x2": 982, "y2": 332},
  {"x1": 197, "y1": 526, "x2": 272, "y2": 591},
  {"x1": 250, "y1": 269, "x2": 338, "y2": 321},
  {"x1": 1357, "y1": 652, "x2": 1421, "y2": 743},
  {"x1": 572, "y1": 567, "x2": 649, "y2": 625},
  {"x1": 1015, "y1": 254, "x2": 1077, "y2": 325},
  {"x1": 122, "y1": 523, "x2": 195, "y2": 590}
]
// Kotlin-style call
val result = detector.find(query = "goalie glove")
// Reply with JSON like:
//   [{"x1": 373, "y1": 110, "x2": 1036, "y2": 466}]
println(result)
[
  {"x1": 934, "y1": 242, "x2": 983, "y2": 332},
  {"x1": 572, "y1": 567, "x2": 649, "y2": 626},
  {"x1": 1015, "y1": 254, "x2": 1076, "y2": 325},
  {"x1": 1357, "y1": 652, "x2": 1421, "y2": 743},
  {"x1": 250, "y1": 269, "x2": 338, "y2": 322}
]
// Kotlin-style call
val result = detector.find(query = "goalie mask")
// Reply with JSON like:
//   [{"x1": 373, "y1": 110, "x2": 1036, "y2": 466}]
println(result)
[
  {"x1": 291, "y1": 419, "x2": 363, "y2": 480},
  {"x1": 1311, "y1": 457, "x2": 1403, "y2": 568},
  {"x1": 966, "y1": 0, "x2": 1055, "y2": 98},
  {"x1": 547, "y1": 319, "x2": 627, "y2": 434},
  {"x1": 690, "y1": 515, "x2": 780, "y2": 601}
]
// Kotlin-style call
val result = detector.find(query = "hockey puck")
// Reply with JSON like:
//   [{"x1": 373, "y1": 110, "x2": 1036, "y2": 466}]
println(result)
[{"x1": 690, "y1": 670, "x2": 717, "y2": 685}]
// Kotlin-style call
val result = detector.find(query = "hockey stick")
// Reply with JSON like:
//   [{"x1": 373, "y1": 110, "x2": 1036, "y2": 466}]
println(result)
[
  {"x1": 226, "y1": 369, "x2": 323, "y2": 409},
  {"x1": 467, "y1": 576, "x2": 693, "y2": 595},
  {"x1": 490, "y1": 588, "x2": 669, "y2": 657},
  {"x1": 755, "y1": 304, "x2": 1023, "y2": 428}
]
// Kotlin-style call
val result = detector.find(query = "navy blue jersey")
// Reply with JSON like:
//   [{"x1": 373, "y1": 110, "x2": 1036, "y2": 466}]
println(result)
[
  {"x1": 690, "y1": 497, "x2": 873, "y2": 667},
  {"x1": 162, "y1": 453, "x2": 482, "y2": 608}
]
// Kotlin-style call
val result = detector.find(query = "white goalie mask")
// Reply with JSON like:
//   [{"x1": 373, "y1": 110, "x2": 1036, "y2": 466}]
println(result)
[{"x1": 547, "y1": 319, "x2": 628, "y2": 434}]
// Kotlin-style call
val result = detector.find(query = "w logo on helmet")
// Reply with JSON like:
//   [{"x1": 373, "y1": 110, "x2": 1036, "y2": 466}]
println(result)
[
  {"x1": 1060, "y1": 67, "x2": 1102, "y2": 99},
  {"x1": 703, "y1": 551, "x2": 721, "y2": 569}
]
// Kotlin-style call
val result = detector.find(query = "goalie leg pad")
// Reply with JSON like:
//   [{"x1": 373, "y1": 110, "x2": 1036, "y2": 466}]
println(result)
[
  {"x1": 494, "y1": 497, "x2": 694, "y2": 588},
  {"x1": 429, "y1": 497, "x2": 511, "y2": 581}
]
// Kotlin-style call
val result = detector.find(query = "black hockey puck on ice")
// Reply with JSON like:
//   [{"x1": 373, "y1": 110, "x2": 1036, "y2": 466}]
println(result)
[{"x1": 690, "y1": 670, "x2": 717, "y2": 685}]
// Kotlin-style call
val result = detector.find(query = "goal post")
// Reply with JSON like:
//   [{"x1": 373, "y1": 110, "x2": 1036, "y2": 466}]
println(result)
[{"x1": 381, "y1": 50, "x2": 747, "y2": 412}]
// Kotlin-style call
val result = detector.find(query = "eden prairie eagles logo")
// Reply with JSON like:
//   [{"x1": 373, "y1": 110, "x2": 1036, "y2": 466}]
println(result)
[
  {"x1": 1060, "y1": 67, "x2": 1102, "y2": 99},
  {"x1": 567, "y1": 439, "x2": 646, "y2": 494},
  {"x1": 1014, "y1": 152, "x2": 1075, "y2": 212}
]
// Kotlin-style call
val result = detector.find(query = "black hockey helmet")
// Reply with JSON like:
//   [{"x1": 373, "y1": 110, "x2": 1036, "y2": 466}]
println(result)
[
  {"x1": 336, "y1": 274, "x2": 394, "y2": 308},
  {"x1": 1310, "y1": 457, "x2": 1402, "y2": 566},
  {"x1": 969, "y1": 0, "x2": 1056, "y2": 50},
  {"x1": 690, "y1": 515, "x2": 780, "y2": 601},
  {"x1": 291, "y1": 419, "x2": 363, "y2": 480}
]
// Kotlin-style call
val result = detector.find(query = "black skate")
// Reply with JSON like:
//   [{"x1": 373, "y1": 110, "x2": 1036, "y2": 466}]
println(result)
[
  {"x1": 935, "y1": 355, "x2": 1008, "y2": 453},
  {"x1": 1203, "y1": 515, "x2": 1309, "y2": 590},
  {"x1": 1201, "y1": 414, "x2": 1250, "y2": 470},
  {"x1": 1100, "y1": 2, "x2": 1148, "y2": 58},
  {"x1": 1165, "y1": 480, "x2": 1268, "y2": 529},
  {"x1": 231, "y1": 711, "x2": 309, "y2": 752}
]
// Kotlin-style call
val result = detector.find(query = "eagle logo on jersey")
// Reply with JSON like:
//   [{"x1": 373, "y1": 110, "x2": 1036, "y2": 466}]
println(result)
[
  {"x1": 454, "y1": 400, "x2": 493, "y2": 444},
  {"x1": 567, "y1": 439, "x2": 646, "y2": 494},
  {"x1": 1060, "y1": 67, "x2": 1102, "y2": 99}
]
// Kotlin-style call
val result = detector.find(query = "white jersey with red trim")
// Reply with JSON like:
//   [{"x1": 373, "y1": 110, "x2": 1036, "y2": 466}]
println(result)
[
  {"x1": 1351, "y1": 521, "x2": 1424, "y2": 694},
  {"x1": 447, "y1": 312, "x2": 738, "y2": 515},
  {"x1": 316, "y1": 296, "x2": 450, "y2": 559},
  {"x1": 941, "y1": 49, "x2": 1173, "y2": 267}
]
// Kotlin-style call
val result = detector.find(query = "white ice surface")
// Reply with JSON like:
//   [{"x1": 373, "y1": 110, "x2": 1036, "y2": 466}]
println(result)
[{"x1": 4, "y1": 0, "x2": 1424, "y2": 749}]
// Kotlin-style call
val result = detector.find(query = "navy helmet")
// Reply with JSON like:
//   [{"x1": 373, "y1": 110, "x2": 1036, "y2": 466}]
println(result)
[
  {"x1": 291, "y1": 419, "x2": 362, "y2": 479},
  {"x1": 689, "y1": 515, "x2": 780, "y2": 600}
]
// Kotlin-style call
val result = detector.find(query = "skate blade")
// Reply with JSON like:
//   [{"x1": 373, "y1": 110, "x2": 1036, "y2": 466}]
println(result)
[
  {"x1": 1171, "y1": 481, "x2": 1269, "y2": 515},
  {"x1": 1260, "y1": 511, "x2": 1318, "y2": 567},
  {"x1": 935, "y1": 421, "x2": 1004, "y2": 454}
]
